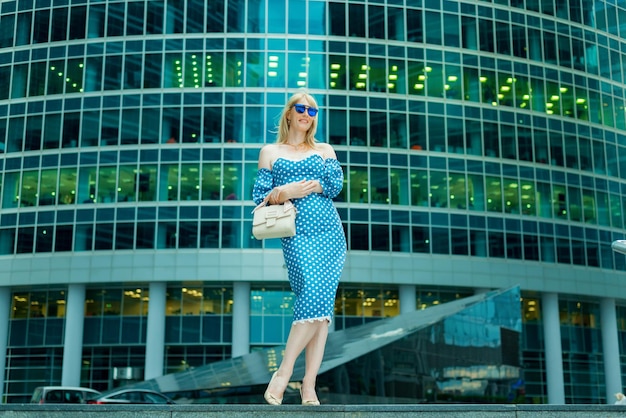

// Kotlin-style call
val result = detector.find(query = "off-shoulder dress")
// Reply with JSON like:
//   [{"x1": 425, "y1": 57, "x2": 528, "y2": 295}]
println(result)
[{"x1": 252, "y1": 154, "x2": 347, "y2": 324}]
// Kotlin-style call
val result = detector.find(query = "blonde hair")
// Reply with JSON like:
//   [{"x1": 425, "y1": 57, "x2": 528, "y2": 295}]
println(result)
[{"x1": 276, "y1": 91, "x2": 319, "y2": 148}]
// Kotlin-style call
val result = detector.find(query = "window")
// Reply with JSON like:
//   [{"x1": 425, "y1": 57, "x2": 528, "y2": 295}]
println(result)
[
  {"x1": 334, "y1": 286, "x2": 400, "y2": 329},
  {"x1": 50, "y1": 8, "x2": 68, "y2": 42},
  {"x1": 410, "y1": 169, "x2": 429, "y2": 207},
  {"x1": 107, "y1": 2, "x2": 125, "y2": 37},
  {"x1": 425, "y1": 11, "x2": 442, "y2": 45},
  {"x1": 429, "y1": 171, "x2": 449, "y2": 208},
  {"x1": 288, "y1": 0, "x2": 306, "y2": 35},
  {"x1": 97, "y1": 166, "x2": 117, "y2": 203},
  {"x1": 103, "y1": 55, "x2": 122, "y2": 90},
  {"x1": 350, "y1": 224, "x2": 369, "y2": 250},
  {"x1": 443, "y1": 13, "x2": 460, "y2": 47},
  {"x1": 388, "y1": 7, "x2": 404, "y2": 41},
  {"x1": 390, "y1": 168, "x2": 409, "y2": 205},
  {"x1": 39, "y1": 169, "x2": 58, "y2": 206},
  {"x1": 406, "y1": 8, "x2": 423, "y2": 42},
  {"x1": 16, "y1": 12, "x2": 32, "y2": 46},
  {"x1": 348, "y1": 3, "x2": 365, "y2": 37},
  {"x1": 55, "y1": 225, "x2": 73, "y2": 252},
  {"x1": 126, "y1": 2, "x2": 145, "y2": 35},
  {"x1": 250, "y1": 288, "x2": 293, "y2": 344},
  {"x1": 369, "y1": 111, "x2": 387, "y2": 147},
  {"x1": 368, "y1": 5, "x2": 385, "y2": 39},
  {"x1": 160, "y1": 164, "x2": 179, "y2": 201},
  {"x1": 329, "y1": 2, "x2": 345, "y2": 36}
]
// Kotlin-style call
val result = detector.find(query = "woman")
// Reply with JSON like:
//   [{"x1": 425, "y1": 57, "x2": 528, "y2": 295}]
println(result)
[{"x1": 252, "y1": 92, "x2": 346, "y2": 405}]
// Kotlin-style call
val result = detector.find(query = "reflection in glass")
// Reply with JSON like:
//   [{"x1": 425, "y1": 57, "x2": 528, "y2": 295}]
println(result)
[{"x1": 138, "y1": 288, "x2": 521, "y2": 404}]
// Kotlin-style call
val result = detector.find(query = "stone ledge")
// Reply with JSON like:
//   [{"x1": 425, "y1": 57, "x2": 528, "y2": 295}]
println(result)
[{"x1": 0, "y1": 404, "x2": 624, "y2": 418}]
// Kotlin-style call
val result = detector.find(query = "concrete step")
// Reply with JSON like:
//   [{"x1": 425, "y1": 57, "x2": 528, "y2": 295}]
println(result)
[{"x1": 0, "y1": 404, "x2": 624, "y2": 418}]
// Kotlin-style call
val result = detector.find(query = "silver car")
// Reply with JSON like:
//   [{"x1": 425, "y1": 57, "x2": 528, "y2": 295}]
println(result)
[
  {"x1": 30, "y1": 386, "x2": 101, "y2": 404},
  {"x1": 86, "y1": 388, "x2": 175, "y2": 404}
]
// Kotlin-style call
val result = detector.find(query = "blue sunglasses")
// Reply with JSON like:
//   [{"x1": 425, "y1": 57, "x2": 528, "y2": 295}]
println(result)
[{"x1": 293, "y1": 103, "x2": 318, "y2": 117}]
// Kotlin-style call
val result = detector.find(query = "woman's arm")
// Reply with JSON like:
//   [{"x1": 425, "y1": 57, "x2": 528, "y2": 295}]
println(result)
[{"x1": 268, "y1": 179, "x2": 321, "y2": 204}]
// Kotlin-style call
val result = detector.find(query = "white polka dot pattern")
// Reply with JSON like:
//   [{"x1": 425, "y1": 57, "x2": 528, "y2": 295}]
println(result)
[{"x1": 252, "y1": 155, "x2": 347, "y2": 323}]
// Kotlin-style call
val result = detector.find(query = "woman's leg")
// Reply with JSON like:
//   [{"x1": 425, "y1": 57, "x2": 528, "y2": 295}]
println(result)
[
  {"x1": 265, "y1": 321, "x2": 320, "y2": 400},
  {"x1": 301, "y1": 321, "x2": 329, "y2": 402}
]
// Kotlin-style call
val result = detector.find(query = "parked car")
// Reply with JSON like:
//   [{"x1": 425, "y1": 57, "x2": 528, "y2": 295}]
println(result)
[
  {"x1": 86, "y1": 388, "x2": 175, "y2": 404},
  {"x1": 30, "y1": 386, "x2": 101, "y2": 404}
]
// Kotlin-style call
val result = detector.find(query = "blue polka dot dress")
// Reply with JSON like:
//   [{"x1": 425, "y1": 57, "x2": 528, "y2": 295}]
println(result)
[{"x1": 253, "y1": 154, "x2": 347, "y2": 324}]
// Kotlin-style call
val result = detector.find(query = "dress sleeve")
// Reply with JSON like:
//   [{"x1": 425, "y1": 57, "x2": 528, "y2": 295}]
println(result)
[
  {"x1": 320, "y1": 158, "x2": 344, "y2": 199},
  {"x1": 252, "y1": 168, "x2": 274, "y2": 204}
]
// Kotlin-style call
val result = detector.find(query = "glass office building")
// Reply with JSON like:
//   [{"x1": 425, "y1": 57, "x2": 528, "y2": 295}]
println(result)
[{"x1": 0, "y1": 0, "x2": 625, "y2": 404}]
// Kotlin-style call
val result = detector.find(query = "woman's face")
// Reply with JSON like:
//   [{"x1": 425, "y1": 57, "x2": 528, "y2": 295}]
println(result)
[{"x1": 288, "y1": 97, "x2": 317, "y2": 133}]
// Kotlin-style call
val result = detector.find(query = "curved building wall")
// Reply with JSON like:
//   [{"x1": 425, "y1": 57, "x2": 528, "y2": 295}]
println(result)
[{"x1": 0, "y1": 0, "x2": 625, "y2": 404}]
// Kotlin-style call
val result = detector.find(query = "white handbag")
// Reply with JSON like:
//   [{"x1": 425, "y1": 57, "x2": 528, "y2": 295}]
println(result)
[{"x1": 252, "y1": 199, "x2": 297, "y2": 240}]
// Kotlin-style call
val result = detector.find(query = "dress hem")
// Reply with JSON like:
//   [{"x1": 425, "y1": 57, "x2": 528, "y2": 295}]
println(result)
[{"x1": 293, "y1": 316, "x2": 331, "y2": 325}]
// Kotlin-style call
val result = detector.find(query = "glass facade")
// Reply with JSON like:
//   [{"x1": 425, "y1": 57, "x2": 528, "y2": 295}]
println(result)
[
  {"x1": 0, "y1": 1, "x2": 626, "y2": 267},
  {"x1": 0, "y1": 0, "x2": 626, "y2": 405},
  {"x1": 318, "y1": 287, "x2": 523, "y2": 404},
  {"x1": 520, "y1": 294, "x2": 607, "y2": 403},
  {"x1": 115, "y1": 287, "x2": 523, "y2": 405}
]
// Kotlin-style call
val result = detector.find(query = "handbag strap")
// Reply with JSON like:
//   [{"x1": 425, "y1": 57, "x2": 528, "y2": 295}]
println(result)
[
  {"x1": 252, "y1": 196, "x2": 294, "y2": 214},
  {"x1": 252, "y1": 196, "x2": 269, "y2": 214},
  {"x1": 282, "y1": 200, "x2": 294, "y2": 212}
]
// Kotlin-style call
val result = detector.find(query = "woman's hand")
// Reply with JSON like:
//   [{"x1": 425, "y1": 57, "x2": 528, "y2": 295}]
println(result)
[{"x1": 269, "y1": 180, "x2": 321, "y2": 204}]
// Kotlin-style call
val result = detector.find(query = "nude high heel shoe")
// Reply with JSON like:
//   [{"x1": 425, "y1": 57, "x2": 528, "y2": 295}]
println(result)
[
  {"x1": 264, "y1": 372, "x2": 283, "y2": 405},
  {"x1": 300, "y1": 387, "x2": 321, "y2": 406}
]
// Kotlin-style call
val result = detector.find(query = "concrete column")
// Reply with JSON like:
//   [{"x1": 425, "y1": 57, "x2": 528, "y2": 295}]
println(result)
[
  {"x1": 231, "y1": 281, "x2": 250, "y2": 358},
  {"x1": 399, "y1": 285, "x2": 416, "y2": 314},
  {"x1": 600, "y1": 298, "x2": 622, "y2": 404},
  {"x1": 542, "y1": 292, "x2": 565, "y2": 404},
  {"x1": 62, "y1": 284, "x2": 86, "y2": 386},
  {"x1": 0, "y1": 287, "x2": 11, "y2": 402},
  {"x1": 145, "y1": 281, "x2": 166, "y2": 380}
]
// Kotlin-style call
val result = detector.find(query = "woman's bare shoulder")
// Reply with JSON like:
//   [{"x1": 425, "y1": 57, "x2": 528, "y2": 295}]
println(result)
[
  {"x1": 315, "y1": 142, "x2": 337, "y2": 158},
  {"x1": 260, "y1": 143, "x2": 280, "y2": 151},
  {"x1": 258, "y1": 143, "x2": 284, "y2": 169}
]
